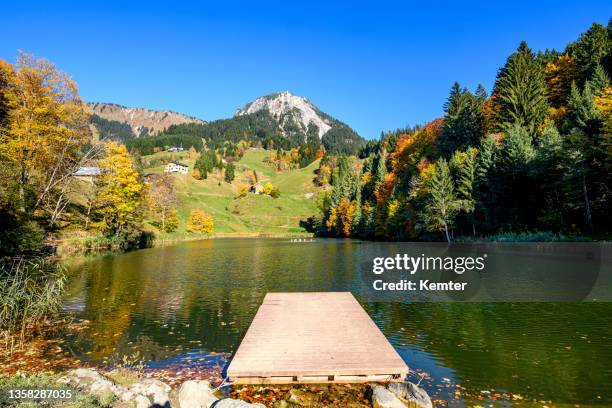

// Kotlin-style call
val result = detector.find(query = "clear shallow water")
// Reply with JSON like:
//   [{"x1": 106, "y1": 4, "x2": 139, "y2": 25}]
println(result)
[{"x1": 62, "y1": 239, "x2": 612, "y2": 405}]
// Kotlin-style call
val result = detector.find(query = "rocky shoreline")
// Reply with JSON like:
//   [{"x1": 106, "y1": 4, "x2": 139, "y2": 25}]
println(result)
[{"x1": 57, "y1": 368, "x2": 432, "y2": 408}]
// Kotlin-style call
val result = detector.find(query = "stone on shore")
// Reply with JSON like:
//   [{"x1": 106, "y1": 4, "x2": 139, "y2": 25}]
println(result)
[
  {"x1": 388, "y1": 381, "x2": 433, "y2": 408},
  {"x1": 372, "y1": 385, "x2": 408, "y2": 408},
  {"x1": 178, "y1": 380, "x2": 219, "y2": 408},
  {"x1": 130, "y1": 378, "x2": 172, "y2": 406}
]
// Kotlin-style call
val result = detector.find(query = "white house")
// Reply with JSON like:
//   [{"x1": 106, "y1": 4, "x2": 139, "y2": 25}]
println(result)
[
  {"x1": 164, "y1": 161, "x2": 189, "y2": 174},
  {"x1": 73, "y1": 166, "x2": 102, "y2": 183}
]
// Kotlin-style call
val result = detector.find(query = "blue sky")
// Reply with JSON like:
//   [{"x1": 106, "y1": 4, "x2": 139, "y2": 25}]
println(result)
[{"x1": 1, "y1": 1, "x2": 610, "y2": 139}]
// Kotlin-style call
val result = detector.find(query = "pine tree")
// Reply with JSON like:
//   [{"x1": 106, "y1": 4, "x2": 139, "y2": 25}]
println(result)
[
  {"x1": 423, "y1": 158, "x2": 461, "y2": 242},
  {"x1": 502, "y1": 124, "x2": 535, "y2": 168},
  {"x1": 566, "y1": 22, "x2": 610, "y2": 85},
  {"x1": 439, "y1": 82, "x2": 486, "y2": 157},
  {"x1": 473, "y1": 134, "x2": 500, "y2": 232},
  {"x1": 450, "y1": 148, "x2": 477, "y2": 213},
  {"x1": 587, "y1": 64, "x2": 611, "y2": 95},
  {"x1": 475, "y1": 84, "x2": 488, "y2": 102},
  {"x1": 493, "y1": 42, "x2": 550, "y2": 134},
  {"x1": 566, "y1": 81, "x2": 602, "y2": 133},
  {"x1": 224, "y1": 162, "x2": 235, "y2": 183}
]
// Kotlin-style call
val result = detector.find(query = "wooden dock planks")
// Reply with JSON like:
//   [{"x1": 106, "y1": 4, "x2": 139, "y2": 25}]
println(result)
[{"x1": 227, "y1": 292, "x2": 409, "y2": 384}]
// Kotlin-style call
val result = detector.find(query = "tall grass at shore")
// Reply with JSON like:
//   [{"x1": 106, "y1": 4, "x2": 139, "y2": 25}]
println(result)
[
  {"x1": 0, "y1": 256, "x2": 66, "y2": 353},
  {"x1": 455, "y1": 231, "x2": 597, "y2": 242}
]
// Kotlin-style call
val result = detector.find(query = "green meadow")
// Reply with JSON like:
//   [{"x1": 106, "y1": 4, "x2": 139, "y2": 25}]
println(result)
[{"x1": 144, "y1": 149, "x2": 321, "y2": 238}]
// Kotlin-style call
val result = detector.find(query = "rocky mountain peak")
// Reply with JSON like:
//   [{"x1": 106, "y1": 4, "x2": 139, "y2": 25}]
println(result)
[{"x1": 236, "y1": 91, "x2": 332, "y2": 139}]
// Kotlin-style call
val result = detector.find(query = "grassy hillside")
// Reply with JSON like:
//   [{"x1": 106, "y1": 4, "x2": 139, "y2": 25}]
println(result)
[{"x1": 145, "y1": 149, "x2": 321, "y2": 238}]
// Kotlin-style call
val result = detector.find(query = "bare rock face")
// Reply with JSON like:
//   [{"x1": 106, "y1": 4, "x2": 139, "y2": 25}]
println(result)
[
  {"x1": 177, "y1": 380, "x2": 219, "y2": 408},
  {"x1": 88, "y1": 102, "x2": 206, "y2": 136},
  {"x1": 236, "y1": 91, "x2": 331, "y2": 139}
]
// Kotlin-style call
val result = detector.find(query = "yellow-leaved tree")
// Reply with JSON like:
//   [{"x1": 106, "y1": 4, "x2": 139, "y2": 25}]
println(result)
[
  {"x1": 94, "y1": 142, "x2": 143, "y2": 238},
  {"x1": 186, "y1": 209, "x2": 214, "y2": 234},
  {"x1": 0, "y1": 53, "x2": 92, "y2": 223}
]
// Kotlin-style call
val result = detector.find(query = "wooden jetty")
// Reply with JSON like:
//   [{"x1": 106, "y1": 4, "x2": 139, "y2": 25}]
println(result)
[{"x1": 227, "y1": 292, "x2": 409, "y2": 384}]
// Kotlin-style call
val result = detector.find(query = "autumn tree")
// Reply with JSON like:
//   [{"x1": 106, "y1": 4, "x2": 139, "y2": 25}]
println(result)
[
  {"x1": 0, "y1": 53, "x2": 91, "y2": 220},
  {"x1": 263, "y1": 182, "x2": 280, "y2": 198},
  {"x1": 187, "y1": 209, "x2": 214, "y2": 234},
  {"x1": 544, "y1": 54, "x2": 576, "y2": 108},
  {"x1": 94, "y1": 142, "x2": 144, "y2": 238},
  {"x1": 148, "y1": 174, "x2": 179, "y2": 232}
]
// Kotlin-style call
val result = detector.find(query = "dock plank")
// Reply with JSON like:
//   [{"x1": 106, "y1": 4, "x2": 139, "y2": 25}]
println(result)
[{"x1": 227, "y1": 292, "x2": 408, "y2": 383}]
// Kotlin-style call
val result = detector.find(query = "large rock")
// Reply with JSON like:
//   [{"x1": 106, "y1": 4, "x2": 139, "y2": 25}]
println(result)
[
  {"x1": 213, "y1": 399, "x2": 266, "y2": 407},
  {"x1": 130, "y1": 378, "x2": 172, "y2": 407},
  {"x1": 388, "y1": 382, "x2": 433, "y2": 408},
  {"x1": 178, "y1": 380, "x2": 218, "y2": 408},
  {"x1": 372, "y1": 385, "x2": 408, "y2": 408}
]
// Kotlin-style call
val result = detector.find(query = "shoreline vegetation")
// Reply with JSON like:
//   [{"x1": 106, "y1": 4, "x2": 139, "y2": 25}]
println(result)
[{"x1": 0, "y1": 17, "x2": 611, "y2": 408}]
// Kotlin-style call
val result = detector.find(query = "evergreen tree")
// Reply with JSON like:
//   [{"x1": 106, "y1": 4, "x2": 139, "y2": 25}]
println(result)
[
  {"x1": 493, "y1": 42, "x2": 550, "y2": 134},
  {"x1": 439, "y1": 82, "x2": 486, "y2": 157},
  {"x1": 565, "y1": 81, "x2": 602, "y2": 134},
  {"x1": 473, "y1": 134, "x2": 500, "y2": 232},
  {"x1": 566, "y1": 22, "x2": 610, "y2": 85},
  {"x1": 587, "y1": 64, "x2": 611, "y2": 95},
  {"x1": 502, "y1": 124, "x2": 536, "y2": 167},
  {"x1": 423, "y1": 158, "x2": 461, "y2": 242},
  {"x1": 450, "y1": 148, "x2": 477, "y2": 234},
  {"x1": 475, "y1": 84, "x2": 488, "y2": 102},
  {"x1": 497, "y1": 124, "x2": 537, "y2": 229},
  {"x1": 194, "y1": 150, "x2": 217, "y2": 179},
  {"x1": 224, "y1": 162, "x2": 235, "y2": 183},
  {"x1": 531, "y1": 124, "x2": 566, "y2": 229}
]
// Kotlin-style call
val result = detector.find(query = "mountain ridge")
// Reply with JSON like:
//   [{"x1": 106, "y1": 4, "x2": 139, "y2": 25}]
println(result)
[
  {"x1": 98, "y1": 92, "x2": 365, "y2": 155},
  {"x1": 88, "y1": 102, "x2": 206, "y2": 136}
]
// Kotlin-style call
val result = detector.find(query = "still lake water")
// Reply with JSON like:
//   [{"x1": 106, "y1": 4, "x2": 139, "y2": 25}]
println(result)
[{"x1": 62, "y1": 239, "x2": 612, "y2": 405}]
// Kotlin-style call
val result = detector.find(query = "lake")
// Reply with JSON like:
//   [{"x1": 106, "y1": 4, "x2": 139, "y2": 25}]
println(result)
[{"x1": 61, "y1": 238, "x2": 612, "y2": 406}]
